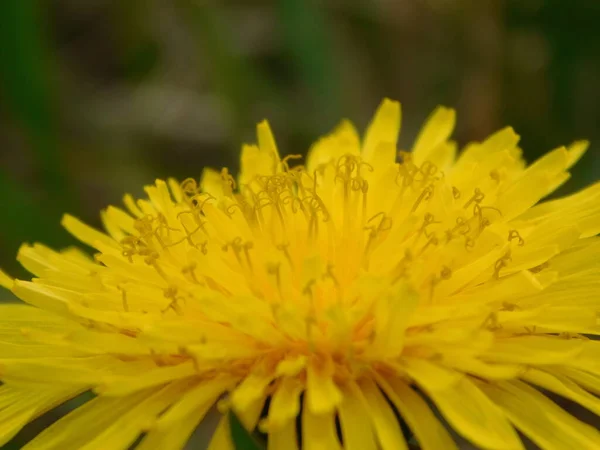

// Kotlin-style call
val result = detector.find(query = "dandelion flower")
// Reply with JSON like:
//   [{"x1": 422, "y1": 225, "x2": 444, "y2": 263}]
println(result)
[{"x1": 2, "y1": 99, "x2": 600, "y2": 450}]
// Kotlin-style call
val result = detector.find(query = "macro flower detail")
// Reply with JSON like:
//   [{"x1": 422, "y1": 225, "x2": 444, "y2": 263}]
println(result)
[{"x1": 2, "y1": 98, "x2": 600, "y2": 450}]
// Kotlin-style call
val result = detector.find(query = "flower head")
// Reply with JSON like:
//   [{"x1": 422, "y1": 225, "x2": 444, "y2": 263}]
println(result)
[{"x1": 1, "y1": 99, "x2": 600, "y2": 449}]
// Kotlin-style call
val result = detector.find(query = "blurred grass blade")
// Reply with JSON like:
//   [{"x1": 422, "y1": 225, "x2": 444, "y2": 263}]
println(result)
[
  {"x1": 277, "y1": 0, "x2": 341, "y2": 124},
  {"x1": 0, "y1": 0, "x2": 71, "y2": 272},
  {"x1": 0, "y1": 0, "x2": 68, "y2": 195},
  {"x1": 0, "y1": 0, "x2": 53, "y2": 136},
  {"x1": 229, "y1": 411, "x2": 266, "y2": 450}
]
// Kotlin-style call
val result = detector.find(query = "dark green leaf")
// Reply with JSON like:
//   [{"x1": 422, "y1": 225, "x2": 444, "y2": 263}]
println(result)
[{"x1": 229, "y1": 410, "x2": 266, "y2": 450}]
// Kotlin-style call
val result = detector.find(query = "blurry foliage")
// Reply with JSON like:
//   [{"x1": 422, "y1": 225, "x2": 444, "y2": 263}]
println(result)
[
  {"x1": 0, "y1": 3, "x2": 599, "y2": 291},
  {"x1": 1, "y1": 0, "x2": 599, "y2": 278},
  {"x1": 0, "y1": 0, "x2": 599, "y2": 448},
  {"x1": 229, "y1": 410, "x2": 265, "y2": 450},
  {"x1": 0, "y1": 0, "x2": 74, "y2": 280}
]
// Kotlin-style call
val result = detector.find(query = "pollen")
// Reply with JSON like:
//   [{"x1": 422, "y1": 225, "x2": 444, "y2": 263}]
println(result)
[{"x1": 1, "y1": 99, "x2": 600, "y2": 450}]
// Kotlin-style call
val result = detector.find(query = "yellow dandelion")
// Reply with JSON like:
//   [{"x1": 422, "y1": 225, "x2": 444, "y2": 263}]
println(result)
[{"x1": 1, "y1": 99, "x2": 600, "y2": 450}]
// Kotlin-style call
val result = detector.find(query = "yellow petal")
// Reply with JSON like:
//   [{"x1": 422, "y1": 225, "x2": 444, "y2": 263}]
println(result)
[
  {"x1": 412, "y1": 106, "x2": 456, "y2": 166},
  {"x1": 495, "y1": 149, "x2": 573, "y2": 220},
  {"x1": 17, "y1": 243, "x2": 89, "y2": 278},
  {"x1": 275, "y1": 355, "x2": 307, "y2": 377},
  {"x1": 138, "y1": 379, "x2": 234, "y2": 450},
  {"x1": 306, "y1": 356, "x2": 343, "y2": 414},
  {"x1": 301, "y1": 395, "x2": 342, "y2": 450},
  {"x1": 375, "y1": 374, "x2": 457, "y2": 450},
  {"x1": 24, "y1": 389, "x2": 151, "y2": 450},
  {"x1": 337, "y1": 383, "x2": 378, "y2": 450},
  {"x1": 231, "y1": 370, "x2": 275, "y2": 412},
  {"x1": 268, "y1": 418, "x2": 299, "y2": 450},
  {"x1": 525, "y1": 306, "x2": 598, "y2": 334},
  {"x1": 100, "y1": 209, "x2": 125, "y2": 242},
  {"x1": 521, "y1": 368, "x2": 600, "y2": 416},
  {"x1": 366, "y1": 142, "x2": 397, "y2": 173},
  {"x1": 0, "y1": 385, "x2": 81, "y2": 447},
  {"x1": 201, "y1": 167, "x2": 227, "y2": 200},
  {"x1": 422, "y1": 140, "x2": 457, "y2": 172},
  {"x1": 445, "y1": 358, "x2": 524, "y2": 380},
  {"x1": 208, "y1": 393, "x2": 266, "y2": 450},
  {"x1": 144, "y1": 179, "x2": 175, "y2": 214},
  {"x1": 362, "y1": 99, "x2": 400, "y2": 163},
  {"x1": 186, "y1": 340, "x2": 262, "y2": 362},
  {"x1": 122, "y1": 193, "x2": 144, "y2": 218},
  {"x1": 555, "y1": 366, "x2": 600, "y2": 395},
  {"x1": 525, "y1": 145, "x2": 570, "y2": 175},
  {"x1": 440, "y1": 270, "x2": 544, "y2": 309},
  {"x1": 152, "y1": 377, "x2": 237, "y2": 430},
  {"x1": 0, "y1": 407, "x2": 36, "y2": 446},
  {"x1": 167, "y1": 177, "x2": 183, "y2": 203},
  {"x1": 0, "y1": 269, "x2": 13, "y2": 290},
  {"x1": 138, "y1": 405, "x2": 213, "y2": 450},
  {"x1": 0, "y1": 341, "x2": 82, "y2": 359},
  {"x1": 96, "y1": 361, "x2": 197, "y2": 396},
  {"x1": 501, "y1": 244, "x2": 561, "y2": 275},
  {"x1": 527, "y1": 278, "x2": 600, "y2": 311},
  {"x1": 239, "y1": 144, "x2": 270, "y2": 187},
  {"x1": 79, "y1": 381, "x2": 190, "y2": 450},
  {"x1": 103, "y1": 206, "x2": 136, "y2": 235},
  {"x1": 238, "y1": 119, "x2": 282, "y2": 189},
  {"x1": 455, "y1": 127, "x2": 520, "y2": 169},
  {"x1": 207, "y1": 415, "x2": 234, "y2": 450},
  {"x1": 480, "y1": 379, "x2": 600, "y2": 450},
  {"x1": 434, "y1": 243, "x2": 509, "y2": 299},
  {"x1": 0, "y1": 356, "x2": 123, "y2": 386},
  {"x1": 65, "y1": 328, "x2": 150, "y2": 356},
  {"x1": 0, "y1": 303, "x2": 74, "y2": 341},
  {"x1": 418, "y1": 376, "x2": 524, "y2": 450},
  {"x1": 371, "y1": 282, "x2": 418, "y2": 358},
  {"x1": 67, "y1": 302, "x2": 156, "y2": 332},
  {"x1": 306, "y1": 120, "x2": 360, "y2": 173},
  {"x1": 517, "y1": 180, "x2": 600, "y2": 224},
  {"x1": 359, "y1": 378, "x2": 408, "y2": 450},
  {"x1": 482, "y1": 335, "x2": 584, "y2": 365},
  {"x1": 257, "y1": 120, "x2": 281, "y2": 167},
  {"x1": 519, "y1": 182, "x2": 600, "y2": 238},
  {"x1": 566, "y1": 140, "x2": 589, "y2": 168},
  {"x1": 401, "y1": 358, "x2": 462, "y2": 391},
  {"x1": 265, "y1": 377, "x2": 303, "y2": 430},
  {"x1": 61, "y1": 214, "x2": 119, "y2": 251},
  {"x1": 545, "y1": 236, "x2": 600, "y2": 276}
]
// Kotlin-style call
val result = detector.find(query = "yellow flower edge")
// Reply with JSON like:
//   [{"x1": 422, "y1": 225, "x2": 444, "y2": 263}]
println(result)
[{"x1": 1, "y1": 99, "x2": 600, "y2": 450}]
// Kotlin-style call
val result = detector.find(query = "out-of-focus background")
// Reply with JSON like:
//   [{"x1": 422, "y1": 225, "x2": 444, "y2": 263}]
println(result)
[
  {"x1": 1, "y1": 1, "x2": 599, "y2": 448},
  {"x1": 1, "y1": 0, "x2": 600, "y2": 278}
]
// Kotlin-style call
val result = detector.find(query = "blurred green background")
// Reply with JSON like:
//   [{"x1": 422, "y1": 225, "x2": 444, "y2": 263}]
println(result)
[
  {"x1": 0, "y1": 0, "x2": 600, "y2": 275},
  {"x1": 1, "y1": 0, "x2": 599, "y2": 279},
  {"x1": 0, "y1": 1, "x2": 599, "y2": 448}
]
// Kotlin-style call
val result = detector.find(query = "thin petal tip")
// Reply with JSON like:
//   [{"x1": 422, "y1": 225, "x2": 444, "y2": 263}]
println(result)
[{"x1": 0, "y1": 268, "x2": 14, "y2": 290}]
